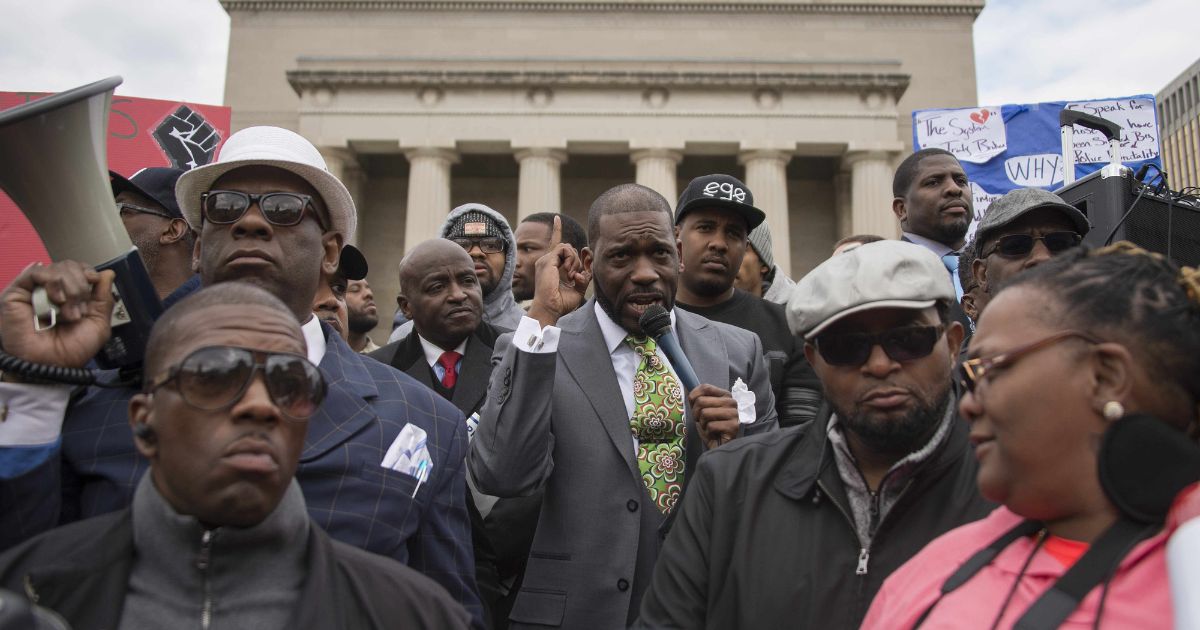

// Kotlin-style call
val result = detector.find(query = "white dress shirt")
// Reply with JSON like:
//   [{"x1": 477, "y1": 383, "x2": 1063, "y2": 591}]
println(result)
[
  {"x1": 512, "y1": 307, "x2": 678, "y2": 422},
  {"x1": 902, "y1": 231, "x2": 957, "y2": 258},
  {"x1": 301, "y1": 314, "x2": 328, "y2": 365},
  {"x1": 417, "y1": 335, "x2": 468, "y2": 382}
]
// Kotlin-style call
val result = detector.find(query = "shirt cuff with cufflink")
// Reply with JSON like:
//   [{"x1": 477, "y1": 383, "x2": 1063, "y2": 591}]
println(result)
[
  {"x1": 0, "y1": 381, "x2": 73, "y2": 446},
  {"x1": 513, "y1": 316, "x2": 560, "y2": 354}
]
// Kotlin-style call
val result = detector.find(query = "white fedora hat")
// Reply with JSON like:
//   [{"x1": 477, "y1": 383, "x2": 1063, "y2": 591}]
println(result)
[{"x1": 175, "y1": 126, "x2": 356, "y2": 240}]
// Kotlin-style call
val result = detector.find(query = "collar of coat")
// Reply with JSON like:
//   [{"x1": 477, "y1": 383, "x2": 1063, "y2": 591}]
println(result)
[{"x1": 771, "y1": 397, "x2": 972, "y2": 503}]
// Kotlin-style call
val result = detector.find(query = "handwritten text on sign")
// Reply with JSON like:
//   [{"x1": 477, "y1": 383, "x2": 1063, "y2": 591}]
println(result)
[
  {"x1": 970, "y1": 182, "x2": 1002, "y2": 216},
  {"x1": 1065, "y1": 98, "x2": 1159, "y2": 164},
  {"x1": 1004, "y1": 153, "x2": 1064, "y2": 187},
  {"x1": 914, "y1": 107, "x2": 1006, "y2": 164}
]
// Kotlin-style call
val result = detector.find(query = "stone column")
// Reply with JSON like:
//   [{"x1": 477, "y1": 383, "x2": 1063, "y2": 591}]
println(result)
[
  {"x1": 843, "y1": 150, "x2": 898, "y2": 238},
  {"x1": 834, "y1": 169, "x2": 853, "y2": 240},
  {"x1": 739, "y1": 149, "x2": 792, "y2": 276},
  {"x1": 515, "y1": 148, "x2": 567, "y2": 219},
  {"x1": 319, "y1": 146, "x2": 365, "y2": 244},
  {"x1": 631, "y1": 149, "x2": 683, "y2": 207},
  {"x1": 403, "y1": 147, "x2": 459, "y2": 252}
]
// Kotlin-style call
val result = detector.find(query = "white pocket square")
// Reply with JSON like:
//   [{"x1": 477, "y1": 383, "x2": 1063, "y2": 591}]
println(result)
[{"x1": 382, "y1": 424, "x2": 432, "y2": 478}]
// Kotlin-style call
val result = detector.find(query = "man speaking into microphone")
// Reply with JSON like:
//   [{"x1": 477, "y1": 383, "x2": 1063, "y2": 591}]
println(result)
[{"x1": 469, "y1": 183, "x2": 777, "y2": 629}]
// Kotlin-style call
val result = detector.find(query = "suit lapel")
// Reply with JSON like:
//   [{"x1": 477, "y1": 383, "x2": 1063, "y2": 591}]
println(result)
[
  {"x1": 450, "y1": 334, "x2": 491, "y2": 416},
  {"x1": 557, "y1": 304, "x2": 640, "y2": 480},
  {"x1": 676, "y1": 312, "x2": 722, "y2": 478},
  {"x1": 391, "y1": 334, "x2": 438, "y2": 392},
  {"x1": 677, "y1": 310, "x2": 726, "y2": 396},
  {"x1": 302, "y1": 326, "x2": 380, "y2": 462}
]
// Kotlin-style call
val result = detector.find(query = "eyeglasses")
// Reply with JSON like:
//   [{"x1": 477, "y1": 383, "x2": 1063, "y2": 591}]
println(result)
[
  {"x1": 117, "y1": 202, "x2": 173, "y2": 220},
  {"x1": 452, "y1": 237, "x2": 505, "y2": 254},
  {"x1": 813, "y1": 325, "x2": 945, "y2": 367},
  {"x1": 957, "y1": 330, "x2": 1101, "y2": 393},
  {"x1": 201, "y1": 190, "x2": 325, "y2": 229},
  {"x1": 981, "y1": 231, "x2": 1081, "y2": 258},
  {"x1": 147, "y1": 345, "x2": 327, "y2": 420}
]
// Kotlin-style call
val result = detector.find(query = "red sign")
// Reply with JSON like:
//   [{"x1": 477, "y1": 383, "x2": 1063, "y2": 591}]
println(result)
[{"x1": 0, "y1": 92, "x2": 231, "y2": 287}]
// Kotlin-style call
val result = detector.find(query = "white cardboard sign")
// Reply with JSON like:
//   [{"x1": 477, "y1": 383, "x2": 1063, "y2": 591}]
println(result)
[
  {"x1": 1065, "y1": 98, "x2": 1160, "y2": 164},
  {"x1": 914, "y1": 106, "x2": 1007, "y2": 164}
]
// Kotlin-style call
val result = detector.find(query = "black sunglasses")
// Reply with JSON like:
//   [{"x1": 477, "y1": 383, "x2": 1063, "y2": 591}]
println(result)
[
  {"x1": 981, "y1": 231, "x2": 1081, "y2": 258},
  {"x1": 117, "y1": 202, "x2": 174, "y2": 220},
  {"x1": 452, "y1": 236, "x2": 506, "y2": 254},
  {"x1": 814, "y1": 325, "x2": 945, "y2": 367},
  {"x1": 201, "y1": 190, "x2": 325, "y2": 229},
  {"x1": 147, "y1": 345, "x2": 327, "y2": 420}
]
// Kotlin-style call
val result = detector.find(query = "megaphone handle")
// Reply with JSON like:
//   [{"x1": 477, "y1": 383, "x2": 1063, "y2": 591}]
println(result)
[{"x1": 30, "y1": 287, "x2": 58, "y2": 331}]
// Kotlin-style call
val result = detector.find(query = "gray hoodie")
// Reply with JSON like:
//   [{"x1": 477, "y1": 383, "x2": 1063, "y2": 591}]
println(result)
[
  {"x1": 762, "y1": 264, "x2": 797, "y2": 305},
  {"x1": 390, "y1": 203, "x2": 524, "y2": 342}
]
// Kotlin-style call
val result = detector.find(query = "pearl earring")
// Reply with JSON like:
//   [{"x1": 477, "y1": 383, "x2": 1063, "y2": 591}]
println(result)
[{"x1": 1102, "y1": 401, "x2": 1125, "y2": 421}]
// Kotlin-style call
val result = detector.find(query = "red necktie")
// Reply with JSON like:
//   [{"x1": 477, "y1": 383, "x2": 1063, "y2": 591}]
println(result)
[{"x1": 438, "y1": 351, "x2": 462, "y2": 389}]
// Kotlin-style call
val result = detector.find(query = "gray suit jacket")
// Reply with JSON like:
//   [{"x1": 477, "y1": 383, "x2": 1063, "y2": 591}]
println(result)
[{"x1": 468, "y1": 301, "x2": 777, "y2": 629}]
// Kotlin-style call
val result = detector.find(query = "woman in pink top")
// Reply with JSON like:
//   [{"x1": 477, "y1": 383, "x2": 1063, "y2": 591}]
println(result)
[{"x1": 862, "y1": 243, "x2": 1200, "y2": 630}]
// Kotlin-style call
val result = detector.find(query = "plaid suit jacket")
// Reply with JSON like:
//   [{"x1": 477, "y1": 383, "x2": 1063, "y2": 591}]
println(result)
[{"x1": 0, "y1": 325, "x2": 482, "y2": 626}]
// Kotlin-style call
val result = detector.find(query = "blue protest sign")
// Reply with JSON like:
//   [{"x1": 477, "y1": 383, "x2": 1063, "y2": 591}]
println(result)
[{"x1": 913, "y1": 95, "x2": 1162, "y2": 223}]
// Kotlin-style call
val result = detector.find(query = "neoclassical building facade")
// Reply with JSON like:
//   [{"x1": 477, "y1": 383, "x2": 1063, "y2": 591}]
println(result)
[{"x1": 221, "y1": 0, "x2": 983, "y2": 333}]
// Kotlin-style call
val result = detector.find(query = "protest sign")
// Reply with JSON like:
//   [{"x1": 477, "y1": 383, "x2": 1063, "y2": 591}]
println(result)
[
  {"x1": 0, "y1": 92, "x2": 230, "y2": 287},
  {"x1": 913, "y1": 95, "x2": 1162, "y2": 233}
]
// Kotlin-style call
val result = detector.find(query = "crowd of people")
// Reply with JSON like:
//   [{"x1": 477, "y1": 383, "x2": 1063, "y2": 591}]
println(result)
[{"x1": 0, "y1": 127, "x2": 1196, "y2": 630}]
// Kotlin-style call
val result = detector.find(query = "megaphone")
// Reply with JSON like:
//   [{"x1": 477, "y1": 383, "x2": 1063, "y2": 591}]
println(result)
[{"x1": 0, "y1": 76, "x2": 162, "y2": 371}]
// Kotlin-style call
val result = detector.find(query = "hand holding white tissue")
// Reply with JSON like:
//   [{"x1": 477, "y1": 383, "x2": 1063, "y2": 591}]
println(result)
[{"x1": 731, "y1": 378, "x2": 757, "y2": 425}]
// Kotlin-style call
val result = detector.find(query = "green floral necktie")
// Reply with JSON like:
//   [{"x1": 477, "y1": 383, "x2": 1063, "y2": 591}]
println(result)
[{"x1": 626, "y1": 335, "x2": 687, "y2": 514}]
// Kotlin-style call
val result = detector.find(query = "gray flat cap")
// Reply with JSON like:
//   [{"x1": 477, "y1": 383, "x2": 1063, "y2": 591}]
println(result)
[
  {"x1": 787, "y1": 240, "x2": 954, "y2": 338},
  {"x1": 973, "y1": 188, "x2": 1090, "y2": 257}
]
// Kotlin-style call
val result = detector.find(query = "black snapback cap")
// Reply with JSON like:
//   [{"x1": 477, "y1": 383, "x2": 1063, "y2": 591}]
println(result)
[{"x1": 675, "y1": 174, "x2": 767, "y2": 231}]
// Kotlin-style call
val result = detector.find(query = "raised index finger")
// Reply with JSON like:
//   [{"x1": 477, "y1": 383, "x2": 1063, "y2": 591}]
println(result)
[{"x1": 550, "y1": 214, "x2": 562, "y2": 249}]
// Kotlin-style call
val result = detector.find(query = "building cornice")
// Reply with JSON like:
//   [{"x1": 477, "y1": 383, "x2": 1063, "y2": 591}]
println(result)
[
  {"x1": 223, "y1": 0, "x2": 982, "y2": 15},
  {"x1": 287, "y1": 68, "x2": 911, "y2": 97},
  {"x1": 294, "y1": 108, "x2": 902, "y2": 120}
]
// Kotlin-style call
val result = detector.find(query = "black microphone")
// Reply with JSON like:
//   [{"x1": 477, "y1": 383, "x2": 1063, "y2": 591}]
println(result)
[{"x1": 638, "y1": 304, "x2": 700, "y2": 393}]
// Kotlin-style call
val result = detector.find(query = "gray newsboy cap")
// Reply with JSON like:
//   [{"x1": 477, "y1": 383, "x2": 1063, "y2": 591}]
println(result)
[
  {"x1": 787, "y1": 240, "x2": 955, "y2": 338},
  {"x1": 973, "y1": 188, "x2": 1090, "y2": 257}
]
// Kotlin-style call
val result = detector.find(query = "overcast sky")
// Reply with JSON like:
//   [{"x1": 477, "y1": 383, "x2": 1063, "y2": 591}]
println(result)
[{"x1": 1, "y1": 0, "x2": 1198, "y2": 107}]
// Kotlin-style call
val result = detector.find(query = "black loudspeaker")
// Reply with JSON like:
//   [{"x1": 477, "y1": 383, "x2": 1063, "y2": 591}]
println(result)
[{"x1": 1056, "y1": 170, "x2": 1200, "y2": 267}]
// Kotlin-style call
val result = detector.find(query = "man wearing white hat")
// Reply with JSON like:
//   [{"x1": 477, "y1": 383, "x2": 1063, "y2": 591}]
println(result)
[
  {"x1": 0, "y1": 127, "x2": 483, "y2": 626},
  {"x1": 635, "y1": 240, "x2": 990, "y2": 629}
]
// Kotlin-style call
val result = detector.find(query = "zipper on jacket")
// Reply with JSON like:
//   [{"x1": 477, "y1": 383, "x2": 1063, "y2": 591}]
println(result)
[
  {"x1": 868, "y1": 491, "x2": 881, "y2": 534},
  {"x1": 817, "y1": 479, "x2": 872, "y2": 577},
  {"x1": 23, "y1": 574, "x2": 38, "y2": 604},
  {"x1": 197, "y1": 530, "x2": 214, "y2": 630}
]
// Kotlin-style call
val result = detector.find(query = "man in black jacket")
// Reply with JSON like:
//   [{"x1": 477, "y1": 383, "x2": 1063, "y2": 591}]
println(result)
[
  {"x1": 0, "y1": 282, "x2": 469, "y2": 630},
  {"x1": 672, "y1": 174, "x2": 821, "y2": 428},
  {"x1": 636, "y1": 240, "x2": 992, "y2": 629}
]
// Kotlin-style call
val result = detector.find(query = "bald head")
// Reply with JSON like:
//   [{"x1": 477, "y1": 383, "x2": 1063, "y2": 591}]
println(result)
[
  {"x1": 399, "y1": 239, "x2": 474, "y2": 296},
  {"x1": 587, "y1": 183, "x2": 672, "y2": 248},
  {"x1": 397, "y1": 238, "x2": 483, "y2": 349},
  {"x1": 144, "y1": 282, "x2": 300, "y2": 382}
]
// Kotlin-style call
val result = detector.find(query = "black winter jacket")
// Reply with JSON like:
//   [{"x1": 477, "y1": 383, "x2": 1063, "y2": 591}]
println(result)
[
  {"x1": 635, "y1": 401, "x2": 994, "y2": 629},
  {"x1": 0, "y1": 508, "x2": 470, "y2": 630}
]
